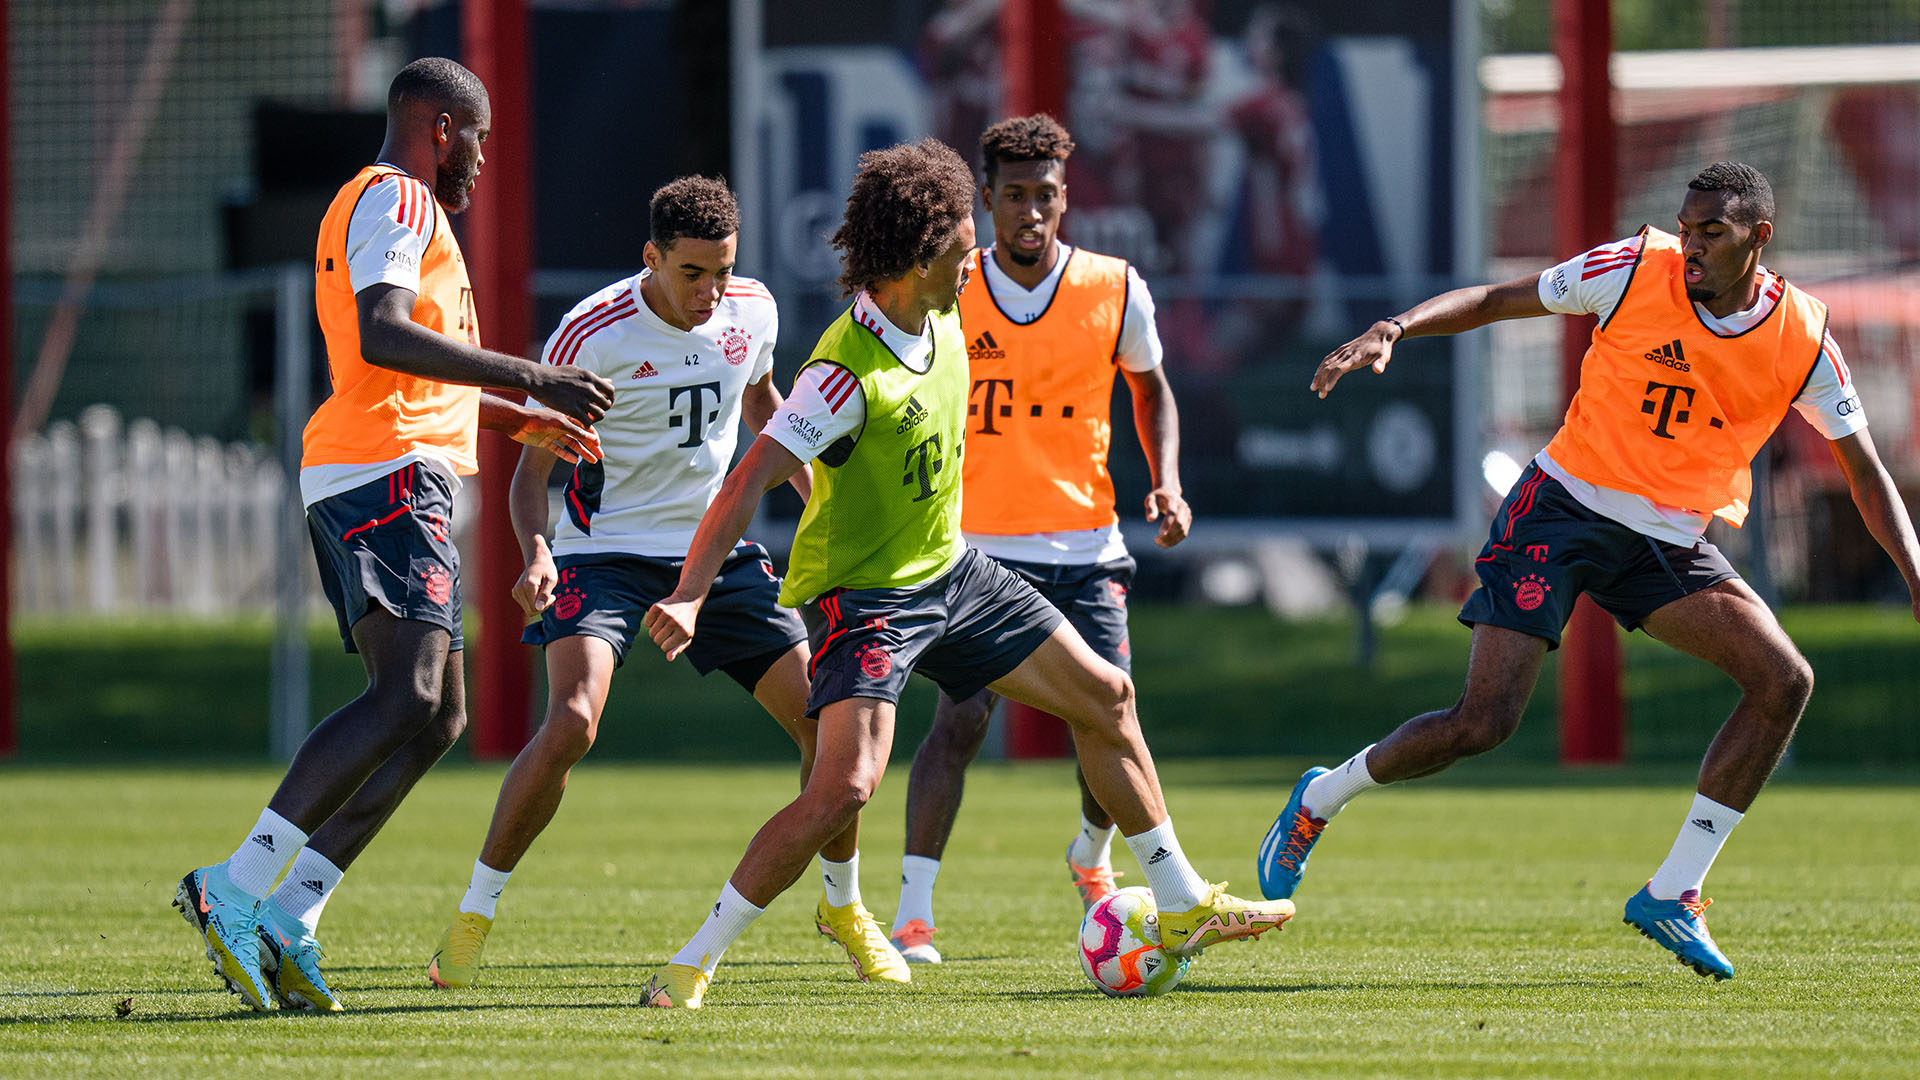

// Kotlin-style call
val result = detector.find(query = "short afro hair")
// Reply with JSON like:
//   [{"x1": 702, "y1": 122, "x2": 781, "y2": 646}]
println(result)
[
  {"x1": 980, "y1": 113, "x2": 1075, "y2": 183},
  {"x1": 388, "y1": 57, "x2": 487, "y2": 117},
  {"x1": 1688, "y1": 162, "x2": 1775, "y2": 227},
  {"x1": 831, "y1": 138, "x2": 976, "y2": 297},
  {"x1": 650, "y1": 176, "x2": 740, "y2": 249}
]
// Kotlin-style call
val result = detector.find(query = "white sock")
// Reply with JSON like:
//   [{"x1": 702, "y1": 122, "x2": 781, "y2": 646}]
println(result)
[
  {"x1": 224, "y1": 808, "x2": 307, "y2": 898},
  {"x1": 894, "y1": 855, "x2": 941, "y2": 931},
  {"x1": 1647, "y1": 793, "x2": 1745, "y2": 899},
  {"x1": 1122, "y1": 818, "x2": 1210, "y2": 913},
  {"x1": 267, "y1": 848, "x2": 343, "y2": 936},
  {"x1": 1067, "y1": 814, "x2": 1116, "y2": 868},
  {"x1": 460, "y1": 860, "x2": 513, "y2": 919},
  {"x1": 1302, "y1": 744, "x2": 1380, "y2": 820},
  {"x1": 670, "y1": 883, "x2": 764, "y2": 975},
  {"x1": 820, "y1": 853, "x2": 860, "y2": 908}
]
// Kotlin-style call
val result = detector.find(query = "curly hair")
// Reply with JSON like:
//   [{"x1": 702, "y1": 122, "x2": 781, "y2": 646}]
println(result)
[
  {"x1": 1688, "y1": 162, "x2": 1775, "y2": 227},
  {"x1": 388, "y1": 57, "x2": 487, "y2": 116},
  {"x1": 650, "y1": 176, "x2": 740, "y2": 249},
  {"x1": 832, "y1": 139, "x2": 976, "y2": 297},
  {"x1": 980, "y1": 113, "x2": 1075, "y2": 183}
]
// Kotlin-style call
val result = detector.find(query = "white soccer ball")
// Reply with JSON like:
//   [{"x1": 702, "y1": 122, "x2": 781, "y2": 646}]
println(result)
[{"x1": 1077, "y1": 886, "x2": 1190, "y2": 997}]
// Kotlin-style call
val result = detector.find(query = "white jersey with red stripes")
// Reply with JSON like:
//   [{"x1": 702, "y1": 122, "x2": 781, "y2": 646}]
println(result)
[
  {"x1": 544, "y1": 269, "x2": 778, "y2": 558},
  {"x1": 1536, "y1": 235, "x2": 1865, "y2": 545}
]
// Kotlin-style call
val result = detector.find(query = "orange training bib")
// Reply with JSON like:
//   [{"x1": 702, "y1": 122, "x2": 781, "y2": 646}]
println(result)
[
  {"x1": 958, "y1": 247, "x2": 1129, "y2": 534},
  {"x1": 1543, "y1": 226, "x2": 1827, "y2": 527},
  {"x1": 303, "y1": 165, "x2": 483, "y2": 474}
]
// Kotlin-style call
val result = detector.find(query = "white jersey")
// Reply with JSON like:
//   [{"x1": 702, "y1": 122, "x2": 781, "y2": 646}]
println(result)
[
  {"x1": 1535, "y1": 236, "x2": 1866, "y2": 545},
  {"x1": 546, "y1": 270, "x2": 778, "y2": 558}
]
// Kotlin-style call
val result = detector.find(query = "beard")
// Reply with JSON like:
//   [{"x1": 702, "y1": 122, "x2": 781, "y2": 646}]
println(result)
[
  {"x1": 1006, "y1": 246, "x2": 1042, "y2": 267},
  {"x1": 435, "y1": 151, "x2": 478, "y2": 214},
  {"x1": 1685, "y1": 285, "x2": 1716, "y2": 302}
]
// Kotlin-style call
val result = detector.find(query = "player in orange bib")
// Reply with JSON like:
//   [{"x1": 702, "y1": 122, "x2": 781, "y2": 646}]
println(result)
[
  {"x1": 172, "y1": 58, "x2": 613, "y2": 1013},
  {"x1": 884, "y1": 115, "x2": 1192, "y2": 963},
  {"x1": 1257, "y1": 163, "x2": 1920, "y2": 980}
]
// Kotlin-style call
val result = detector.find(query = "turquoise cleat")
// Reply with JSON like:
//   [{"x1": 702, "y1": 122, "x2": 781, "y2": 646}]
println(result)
[
  {"x1": 1257, "y1": 766, "x2": 1328, "y2": 900},
  {"x1": 173, "y1": 864, "x2": 274, "y2": 1010},
  {"x1": 259, "y1": 906, "x2": 344, "y2": 1011},
  {"x1": 1623, "y1": 885, "x2": 1734, "y2": 981}
]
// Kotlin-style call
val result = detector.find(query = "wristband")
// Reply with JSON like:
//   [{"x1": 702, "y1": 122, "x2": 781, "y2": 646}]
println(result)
[{"x1": 1385, "y1": 317, "x2": 1406, "y2": 340}]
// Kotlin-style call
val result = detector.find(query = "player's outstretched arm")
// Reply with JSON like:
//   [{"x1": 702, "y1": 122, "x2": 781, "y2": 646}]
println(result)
[
  {"x1": 1120, "y1": 363, "x2": 1190, "y2": 547},
  {"x1": 478, "y1": 394, "x2": 603, "y2": 465},
  {"x1": 645, "y1": 434, "x2": 806, "y2": 660},
  {"x1": 1828, "y1": 429, "x2": 1920, "y2": 622},
  {"x1": 356, "y1": 283, "x2": 614, "y2": 423},
  {"x1": 742, "y1": 374, "x2": 814, "y2": 504},
  {"x1": 1311, "y1": 274, "x2": 1549, "y2": 399},
  {"x1": 507, "y1": 442, "x2": 563, "y2": 619}
]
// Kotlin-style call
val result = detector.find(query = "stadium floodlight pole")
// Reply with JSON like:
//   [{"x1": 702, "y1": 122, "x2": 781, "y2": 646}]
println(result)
[
  {"x1": 463, "y1": 0, "x2": 539, "y2": 759},
  {"x1": 0, "y1": 0, "x2": 14, "y2": 758},
  {"x1": 1554, "y1": 0, "x2": 1625, "y2": 765}
]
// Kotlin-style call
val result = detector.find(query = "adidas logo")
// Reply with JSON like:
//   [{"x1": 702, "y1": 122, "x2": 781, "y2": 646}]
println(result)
[
  {"x1": 1691, "y1": 817, "x2": 1717, "y2": 834},
  {"x1": 300, "y1": 879, "x2": 324, "y2": 895},
  {"x1": 1644, "y1": 339, "x2": 1690, "y2": 372},
  {"x1": 895, "y1": 394, "x2": 930, "y2": 434},
  {"x1": 967, "y1": 331, "x2": 1004, "y2": 360},
  {"x1": 711, "y1": 901, "x2": 722, "y2": 917},
  {"x1": 633, "y1": 361, "x2": 659, "y2": 379},
  {"x1": 251, "y1": 833, "x2": 276, "y2": 852},
  {"x1": 1146, "y1": 847, "x2": 1172, "y2": 866}
]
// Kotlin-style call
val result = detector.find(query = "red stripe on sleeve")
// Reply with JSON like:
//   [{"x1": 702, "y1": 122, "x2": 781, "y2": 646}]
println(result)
[{"x1": 548, "y1": 291, "x2": 635, "y2": 366}]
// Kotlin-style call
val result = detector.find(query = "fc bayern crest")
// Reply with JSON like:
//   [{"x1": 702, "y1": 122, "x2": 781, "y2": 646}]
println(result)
[
  {"x1": 719, "y1": 327, "x2": 751, "y2": 366},
  {"x1": 1512, "y1": 573, "x2": 1552, "y2": 612}
]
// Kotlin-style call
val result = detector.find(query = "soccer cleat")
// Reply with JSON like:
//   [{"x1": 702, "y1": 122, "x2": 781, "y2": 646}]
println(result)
[
  {"x1": 890, "y1": 919, "x2": 941, "y2": 965},
  {"x1": 815, "y1": 896, "x2": 911, "y2": 983},
  {"x1": 1067, "y1": 844, "x2": 1123, "y2": 911},
  {"x1": 1156, "y1": 881, "x2": 1295, "y2": 957},
  {"x1": 1257, "y1": 766, "x2": 1330, "y2": 900},
  {"x1": 427, "y1": 911, "x2": 493, "y2": 989},
  {"x1": 1623, "y1": 885, "x2": 1734, "y2": 981},
  {"x1": 641, "y1": 963, "x2": 710, "y2": 1009},
  {"x1": 173, "y1": 864, "x2": 273, "y2": 1011},
  {"x1": 258, "y1": 908, "x2": 343, "y2": 1012}
]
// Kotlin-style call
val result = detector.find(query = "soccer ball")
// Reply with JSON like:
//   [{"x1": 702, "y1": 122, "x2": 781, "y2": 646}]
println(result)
[{"x1": 1077, "y1": 886, "x2": 1190, "y2": 997}]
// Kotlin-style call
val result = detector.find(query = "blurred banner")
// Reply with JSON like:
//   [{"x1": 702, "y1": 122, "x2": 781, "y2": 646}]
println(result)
[{"x1": 746, "y1": 0, "x2": 1481, "y2": 543}]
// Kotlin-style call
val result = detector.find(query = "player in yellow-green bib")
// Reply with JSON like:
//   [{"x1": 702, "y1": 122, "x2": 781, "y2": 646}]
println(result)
[{"x1": 635, "y1": 139, "x2": 1294, "y2": 1009}]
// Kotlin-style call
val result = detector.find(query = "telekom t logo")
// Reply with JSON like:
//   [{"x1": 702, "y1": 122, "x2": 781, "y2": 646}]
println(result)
[
  {"x1": 1640, "y1": 381, "x2": 1697, "y2": 439},
  {"x1": 1525, "y1": 544, "x2": 1550, "y2": 562}
]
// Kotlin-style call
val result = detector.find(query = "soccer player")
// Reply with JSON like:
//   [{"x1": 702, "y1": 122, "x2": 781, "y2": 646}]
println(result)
[
  {"x1": 424, "y1": 177, "x2": 868, "y2": 988},
  {"x1": 173, "y1": 57, "x2": 614, "y2": 1012},
  {"x1": 638, "y1": 139, "x2": 1292, "y2": 1009},
  {"x1": 886, "y1": 114, "x2": 1191, "y2": 965},
  {"x1": 1258, "y1": 163, "x2": 1920, "y2": 980}
]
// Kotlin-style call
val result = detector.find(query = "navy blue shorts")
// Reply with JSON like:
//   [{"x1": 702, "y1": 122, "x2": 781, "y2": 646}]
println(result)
[
  {"x1": 802, "y1": 547, "x2": 1066, "y2": 717},
  {"x1": 1458, "y1": 463, "x2": 1741, "y2": 649},
  {"x1": 977, "y1": 554, "x2": 1135, "y2": 674},
  {"x1": 524, "y1": 544, "x2": 805, "y2": 690},
  {"x1": 307, "y1": 463, "x2": 462, "y2": 653}
]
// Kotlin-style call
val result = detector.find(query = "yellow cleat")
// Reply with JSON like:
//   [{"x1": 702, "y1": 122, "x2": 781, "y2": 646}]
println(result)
[
  {"x1": 815, "y1": 896, "x2": 911, "y2": 983},
  {"x1": 641, "y1": 963, "x2": 710, "y2": 1009},
  {"x1": 427, "y1": 911, "x2": 493, "y2": 989},
  {"x1": 1156, "y1": 882, "x2": 1295, "y2": 957}
]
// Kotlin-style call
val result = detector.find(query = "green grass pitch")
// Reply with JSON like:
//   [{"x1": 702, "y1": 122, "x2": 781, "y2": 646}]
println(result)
[{"x1": 3, "y1": 761, "x2": 1917, "y2": 1077}]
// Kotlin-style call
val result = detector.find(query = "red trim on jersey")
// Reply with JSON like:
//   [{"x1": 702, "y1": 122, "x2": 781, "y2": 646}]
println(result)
[
  {"x1": 1580, "y1": 255, "x2": 1638, "y2": 281},
  {"x1": 1826, "y1": 333, "x2": 1850, "y2": 387},
  {"x1": 550, "y1": 290, "x2": 637, "y2": 366},
  {"x1": 816, "y1": 365, "x2": 857, "y2": 413}
]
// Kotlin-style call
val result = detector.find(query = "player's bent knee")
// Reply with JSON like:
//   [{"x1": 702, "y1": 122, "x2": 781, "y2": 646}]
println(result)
[
  {"x1": 537, "y1": 707, "x2": 598, "y2": 763},
  {"x1": 1447, "y1": 701, "x2": 1520, "y2": 758}
]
